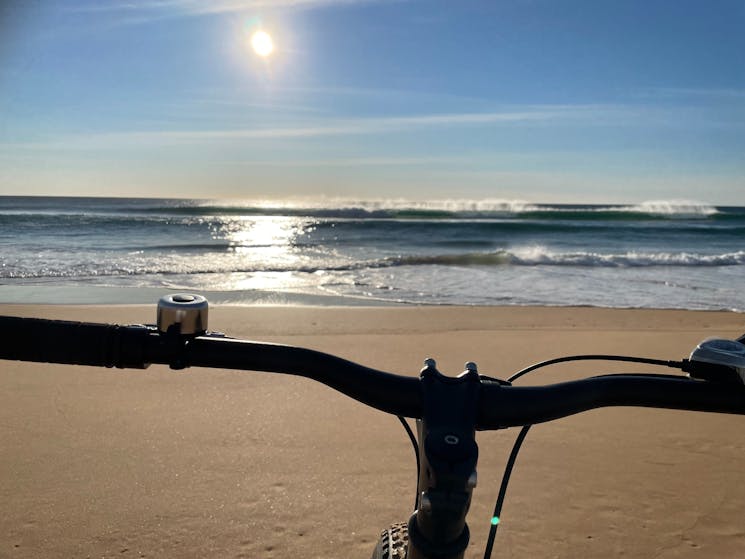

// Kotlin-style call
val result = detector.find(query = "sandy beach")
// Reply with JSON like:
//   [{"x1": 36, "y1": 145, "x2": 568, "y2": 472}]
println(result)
[{"x1": 1, "y1": 304, "x2": 745, "y2": 558}]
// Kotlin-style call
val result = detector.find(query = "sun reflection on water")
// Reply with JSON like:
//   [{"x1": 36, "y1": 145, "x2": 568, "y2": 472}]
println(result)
[
  {"x1": 226, "y1": 216, "x2": 299, "y2": 253},
  {"x1": 210, "y1": 215, "x2": 318, "y2": 291}
]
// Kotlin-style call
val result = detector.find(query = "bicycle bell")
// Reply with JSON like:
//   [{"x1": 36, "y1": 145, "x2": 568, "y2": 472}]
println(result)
[{"x1": 157, "y1": 293, "x2": 209, "y2": 335}]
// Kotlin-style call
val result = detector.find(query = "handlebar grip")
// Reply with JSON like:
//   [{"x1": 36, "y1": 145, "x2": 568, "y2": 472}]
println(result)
[{"x1": 0, "y1": 316, "x2": 152, "y2": 369}]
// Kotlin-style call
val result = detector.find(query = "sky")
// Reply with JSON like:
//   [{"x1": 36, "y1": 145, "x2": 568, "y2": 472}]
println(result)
[{"x1": 0, "y1": 0, "x2": 744, "y2": 204}]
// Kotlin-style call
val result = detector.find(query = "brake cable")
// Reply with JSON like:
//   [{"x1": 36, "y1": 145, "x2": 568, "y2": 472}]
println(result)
[
  {"x1": 508, "y1": 354, "x2": 684, "y2": 383},
  {"x1": 395, "y1": 354, "x2": 687, "y2": 559},
  {"x1": 483, "y1": 424, "x2": 531, "y2": 559},
  {"x1": 397, "y1": 415, "x2": 421, "y2": 511},
  {"x1": 482, "y1": 354, "x2": 686, "y2": 559}
]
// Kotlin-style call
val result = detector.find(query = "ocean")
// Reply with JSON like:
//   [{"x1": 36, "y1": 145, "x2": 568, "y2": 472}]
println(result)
[{"x1": 1, "y1": 196, "x2": 743, "y2": 311}]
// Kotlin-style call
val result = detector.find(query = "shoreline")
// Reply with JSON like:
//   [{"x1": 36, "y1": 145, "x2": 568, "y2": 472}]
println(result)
[
  {"x1": 2, "y1": 303, "x2": 743, "y2": 333},
  {"x1": 2, "y1": 283, "x2": 743, "y2": 313},
  {"x1": 1, "y1": 290, "x2": 743, "y2": 314},
  {"x1": 2, "y1": 305, "x2": 745, "y2": 558}
]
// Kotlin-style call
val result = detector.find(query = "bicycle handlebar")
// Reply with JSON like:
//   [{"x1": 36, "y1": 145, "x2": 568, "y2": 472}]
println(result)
[
  {"x1": 0, "y1": 316, "x2": 152, "y2": 368},
  {"x1": 478, "y1": 374, "x2": 745, "y2": 427},
  {"x1": 2, "y1": 315, "x2": 745, "y2": 428}
]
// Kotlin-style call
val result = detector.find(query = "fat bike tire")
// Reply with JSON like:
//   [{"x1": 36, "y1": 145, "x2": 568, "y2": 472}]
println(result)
[{"x1": 371, "y1": 521, "x2": 409, "y2": 559}]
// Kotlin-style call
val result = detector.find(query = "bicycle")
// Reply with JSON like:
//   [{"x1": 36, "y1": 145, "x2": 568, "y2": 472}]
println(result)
[{"x1": 1, "y1": 293, "x2": 745, "y2": 559}]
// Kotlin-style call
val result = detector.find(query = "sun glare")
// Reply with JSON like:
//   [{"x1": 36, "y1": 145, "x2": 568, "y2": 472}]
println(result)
[{"x1": 250, "y1": 30, "x2": 274, "y2": 58}]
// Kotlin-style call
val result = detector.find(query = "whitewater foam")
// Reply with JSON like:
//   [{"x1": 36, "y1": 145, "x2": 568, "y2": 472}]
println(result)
[
  {"x1": 509, "y1": 247, "x2": 745, "y2": 267},
  {"x1": 3, "y1": 196, "x2": 743, "y2": 310},
  {"x1": 616, "y1": 200, "x2": 719, "y2": 217}
]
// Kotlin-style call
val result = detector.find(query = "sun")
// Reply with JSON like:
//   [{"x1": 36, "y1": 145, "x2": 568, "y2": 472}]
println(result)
[{"x1": 250, "y1": 30, "x2": 274, "y2": 58}]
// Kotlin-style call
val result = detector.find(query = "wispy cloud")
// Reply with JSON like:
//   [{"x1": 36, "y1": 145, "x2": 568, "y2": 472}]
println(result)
[
  {"x1": 4, "y1": 105, "x2": 625, "y2": 150},
  {"x1": 226, "y1": 155, "x2": 476, "y2": 167},
  {"x1": 632, "y1": 87, "x2": 745, "y2": 101},
  {"x1": 69, "y1": 0, "x2": 394, "y2": 20},
  {"x1": 10, "y1": 102, "x2": 740, "y2": 154},
  {"x1": 166, "y1": 96, "x2": 328, "y2": 119}
]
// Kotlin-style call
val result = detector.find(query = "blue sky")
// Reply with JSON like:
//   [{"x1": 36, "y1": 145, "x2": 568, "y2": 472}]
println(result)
[{"x1": 1, "y1": 0, "x2": 743, "y2": 203}]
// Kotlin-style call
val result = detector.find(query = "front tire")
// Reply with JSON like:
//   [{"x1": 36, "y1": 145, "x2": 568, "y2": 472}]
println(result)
[{"x1": 371, "y1": 522, "x2": 408, "y2": 559}]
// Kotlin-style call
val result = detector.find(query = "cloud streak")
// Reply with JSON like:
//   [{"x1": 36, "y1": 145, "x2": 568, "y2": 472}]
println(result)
[
  {"x1": 70, "y1": 0, "x2": 394, "y2": 19},
  {"x1": 12, "y1": 105, "x2": 625, "y2": 150},
  {"x1": 226, "y1": 155, "x2": 476, "y2": 167},
  {"x1": 7, "y1": 102, "x2": 738, "y2": 153},
  {"x1": 633, "y1": 87, "x2": 745, "y2": 101}
]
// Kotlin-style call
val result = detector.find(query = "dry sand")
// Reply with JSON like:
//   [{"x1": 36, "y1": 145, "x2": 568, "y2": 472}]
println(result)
[{"x1": 1, "y1": 304, "x2": 745, "y2": 558}]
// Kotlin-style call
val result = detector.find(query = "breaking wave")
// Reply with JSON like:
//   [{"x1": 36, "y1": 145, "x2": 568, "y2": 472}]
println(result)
[
  {"x1": 2, "y1": 197, "x2": 735, "y2": 221},
  {"x1": 386, "y1": 248, "x2": 745, "y2": 268},
  {"x1": 615, "y1": 200, "x2": 719, "y2": 217},
  {"x1": 4, "y1": 248, "x2": 744, "y2": 279}
]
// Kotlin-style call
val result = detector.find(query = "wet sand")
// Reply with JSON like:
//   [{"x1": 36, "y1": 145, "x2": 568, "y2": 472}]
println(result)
[{"x1": 1, "y1": 305, "x2": 744, "y2": 558}]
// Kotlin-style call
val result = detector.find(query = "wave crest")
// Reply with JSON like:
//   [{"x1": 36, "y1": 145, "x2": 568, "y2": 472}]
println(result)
[
  {"x1": 385, "y1": 247, "x2": 745, "y2": 268},
  {"x1": 616, "y1": 200, "x2": 718, "y2": 217},
  {"x1": 3, "y1": 247, "x2": 743, "y2": 280}
]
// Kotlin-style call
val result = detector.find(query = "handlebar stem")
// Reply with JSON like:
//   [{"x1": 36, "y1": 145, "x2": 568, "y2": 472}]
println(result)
[{"x1": 407, "y1": 363, "x2": 481, "y2": 559}]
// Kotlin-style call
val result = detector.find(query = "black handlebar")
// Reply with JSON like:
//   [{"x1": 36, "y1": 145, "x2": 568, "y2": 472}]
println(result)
[
  {"x1": 0, "y1": 316, "x2": 422, "y2": 417},
  {"x1": 477, "y1": 375, "x2": 745, "y2": 428},
  {"x1": 0, "y1": 316, "x2": 152, "y2": 368},
  {"x1": 2, "y1": 315, "x2": 745, "y2": 429},
  {"x1": 184, "y1": 336, "x2": 423, "y2": 418}
]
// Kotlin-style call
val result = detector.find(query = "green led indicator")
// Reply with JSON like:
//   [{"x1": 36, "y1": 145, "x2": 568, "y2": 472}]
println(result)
[{"x1": 491, "y1": 516, "x2": 500, "y2": 526}]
